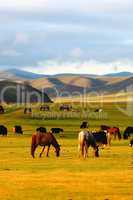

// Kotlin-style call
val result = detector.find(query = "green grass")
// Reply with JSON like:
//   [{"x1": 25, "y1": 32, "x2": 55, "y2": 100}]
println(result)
[{"x1": 0, "y1": 102, "x2": 133, "y2": 200}]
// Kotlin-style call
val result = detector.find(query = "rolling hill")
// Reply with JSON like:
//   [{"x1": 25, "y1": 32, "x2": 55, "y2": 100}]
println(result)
[
  {"x1": 0, "y1": 81, "x2": 52, "y2": 103},
  {"x1": 0, "y1": 69, "x2": 47, "y2": 81},
  {"x1": 31, "y1": 75, "x2": 133, "y2": 97},
  {"x1": 0, "y1": 69, "x2": 133, "y2": 98},
  {"x1": 0, "y1": 69, "x2": 133, "y2": 81}
]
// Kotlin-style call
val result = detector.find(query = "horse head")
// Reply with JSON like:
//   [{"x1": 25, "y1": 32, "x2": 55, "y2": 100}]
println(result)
[{"x1": 55, "y1": 144, "x2": 61, "y2": 157}]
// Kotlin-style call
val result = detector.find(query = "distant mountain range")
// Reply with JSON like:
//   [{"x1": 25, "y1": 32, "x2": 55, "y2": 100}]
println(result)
[
  {"x1": 0, "y1": 68, "x2": 133, "y2": 80},
  {"x1": 0, "y1": 69, "x2": 46, "y2": 81},
  {"x1": 0, "y1": 68, "x2": 133, "y2": 98}
]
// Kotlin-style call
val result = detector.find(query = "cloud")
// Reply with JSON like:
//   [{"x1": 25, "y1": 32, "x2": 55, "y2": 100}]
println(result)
[
  {"x1": 14, "y1": 33, "x2": 29, "y2": 45},
  {"x1": 0, "y1": 0, "x2": 133, "y2": 13},
  {"x1": 70, "y1": 48, "x2": 83, "y2": 58},
  {"x1": 24, "y1": 59, "x2": 133, "y2": 75},
  {"x1": 0, "y1": 49, "x2": 22, "y2": 57},
  {"x1": 0, "y1": 0, "x2": 133, "y2": 73}
]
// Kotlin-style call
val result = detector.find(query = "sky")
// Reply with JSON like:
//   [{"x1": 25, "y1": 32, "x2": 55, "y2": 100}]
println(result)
[{"x1": 0, "y1": 0, "x2": 133, "y2": 75}]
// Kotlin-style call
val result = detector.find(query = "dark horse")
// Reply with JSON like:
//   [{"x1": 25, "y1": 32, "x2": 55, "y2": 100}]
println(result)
[
  {"x1": 31, "y1": 132, "x2": 60, "y2": 158},
  {"x1": 0, "y1": 125, "x2": 8, "y2": 136},
  {"x1": 123, "y1": 127, "x2": 133, "y2": 139}
]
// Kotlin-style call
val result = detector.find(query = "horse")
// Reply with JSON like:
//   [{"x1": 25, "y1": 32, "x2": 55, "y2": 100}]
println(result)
[
  {"x1": 31, "y1": 132, "x2": 60, "y2": 158},
  {"x1": 0, "y1": 125, "x2": 8, "y2": 136},
  {"x1": 123, "y1": 127, "x2": 133, "y2": 139},
  {"x1": 78, "y1": 130, "x2": 99, "y2": 158},
  {"x1": 101, "y1": 125, "x2": 110, "y2": 131},
  {"x1": 101, "y1": 125, "x2": 121, "y2": 146},
  {"x1": 51, "y1": 128, "x2": 64, "y2": 137},
  {"x1": 91, "y1": 131, "x2": 108, "y2": 147},
  {"x1": 13, "y1": 126, "x2": 23, "y2": 134},
  {"x1": 80, "y1": 121, "x2": 89, "y2": 129}
]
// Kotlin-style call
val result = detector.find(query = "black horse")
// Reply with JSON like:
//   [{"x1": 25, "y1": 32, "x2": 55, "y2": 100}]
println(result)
[
  {"x1": 123, "y1": 127, "x2": 133, "y2": 139},
  {"x1": 0, "y1": 125, "x2": 8, "y2": 136},
  {"x1": 92, "y1": 131, "x2": 108, "y2": 146},
  {"x1": 80, "y1": 122, "x2": 89, "y2": 129},
  {"x1": 13, "y1": 126, "x2": 23, "y2": 134}
]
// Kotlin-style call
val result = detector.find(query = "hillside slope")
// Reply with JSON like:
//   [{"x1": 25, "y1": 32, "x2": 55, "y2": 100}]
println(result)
[
  {"x1": 0, "y1": 81, "x2": 52, "y2": 103},
  {"x1": 31, "y1": 76, "x2": 133, "y2": 97}
]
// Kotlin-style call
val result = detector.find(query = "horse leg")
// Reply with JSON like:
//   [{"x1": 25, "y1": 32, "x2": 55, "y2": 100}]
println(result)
[
  {"x1": 114, "y1": 132, "x2": 116, "y2": 140},
  {"x1": 94, "y1": 146, "x2": 99, "y2": 157},
  {"x1": 107, "y1": 133, "x2": 111, "y2": 146},
  {"x1": 39, "y1": 146, "x2": 45, "y2": 158},
  {"x1": 46, "y1": 145, "x2": 50, "y2": 157},
  {"x1": 78, "y1": 144, "x2": 81, "y2": 157},
  {"x1": 85, "y1": 143, "x2": 88, "y2": 158},
  {"x1": 81, "y1": 143, "x2": 84, "y2": 157},
  {"x1": 83, "y1": 142, "x2": 88, "y2": 159},
  {"x1": 31, "y1": 145, "x2": 37, "y2": 158}
]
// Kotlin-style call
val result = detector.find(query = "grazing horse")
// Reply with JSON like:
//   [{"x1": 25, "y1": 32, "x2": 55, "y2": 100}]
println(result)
[
  {"x1": 0, "y1": 125, "x2": 8, "y2": 136},
  {"x1": 31, "y1": 132, "x2": 60, "y2": 158},
  {"x1": 123, "y1": 127, "x2": 133, "y2": 139},
  {"x1": 78, "y1": 131, "x2": 99, "y2": 158},
  {"x1": 101, "y1": 125, "x2": 121, "y2": 145},
  {"x1": 106, "y1": 127, "x2": 121, "y2": 146},
  {"x1": 13, "y1": 126, "x2": 23, "y2": 134},
  {"x1": 51, "y1": 128, "x2": 64, "y2": 137}
]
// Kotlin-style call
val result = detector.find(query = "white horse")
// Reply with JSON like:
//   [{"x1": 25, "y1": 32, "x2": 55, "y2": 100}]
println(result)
[{"x1": 78, "y1": 130, "x2": 99, "y2": 158}]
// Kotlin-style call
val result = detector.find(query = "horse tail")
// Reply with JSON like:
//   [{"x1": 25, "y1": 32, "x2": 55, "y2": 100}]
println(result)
[{"x1": 31, "y1": 134, "x2": 37, "y2": 158}]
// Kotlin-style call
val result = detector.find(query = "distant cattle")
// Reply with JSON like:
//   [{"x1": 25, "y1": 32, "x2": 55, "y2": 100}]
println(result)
[
  {"x1": 24, "y1": 108, "x2": 32, "y2": 114},
  {"x1": 40, "y1": 105, "x2": 50, "y2": 111},
  {"x1": 0, "y1": 125, "x2": 8, "y2": 136},
  {"x1": 59, "y1": 104, "x2": 72, "y2": 111},
  {"x1": 80, "y1": 122, "x2": 89, "y2": 129},
  {"x1": 94, "y1": 108, "x2": 103, "y2": 113},
  {"x1": 13, "y1": 126, "x2": 23, "y2": 134},
  {"x1": 123, "y1": 127, "x2": 133, "y2": 139},
  {"x1": 91, "y1": 131, "x2": 108, "y2": 146},
  {"x1": 0, "y1": 105, "x2": 4, "y2": 114},
  {"x1": 51, "y1": 128, "x2": 64, "y2": 137}
]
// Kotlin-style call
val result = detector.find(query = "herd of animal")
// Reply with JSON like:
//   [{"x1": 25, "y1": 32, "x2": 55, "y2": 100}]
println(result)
[
  {"x1": 30, "y1": 122, "x2": 133, "y2": 159},
  {"x1": 0, "y1": 121, "x2": 133, "y2": 159}
]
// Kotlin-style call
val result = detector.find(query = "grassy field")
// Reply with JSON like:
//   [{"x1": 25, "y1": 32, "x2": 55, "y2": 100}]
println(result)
[{"x1": 0, "y1": 102, "x2": 133, "y2": 200}]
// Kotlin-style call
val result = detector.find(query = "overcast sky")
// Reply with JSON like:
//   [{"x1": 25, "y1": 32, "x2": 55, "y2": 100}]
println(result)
[{"x1": 0, "y1": 0, "x2": 133, "y2": 75}]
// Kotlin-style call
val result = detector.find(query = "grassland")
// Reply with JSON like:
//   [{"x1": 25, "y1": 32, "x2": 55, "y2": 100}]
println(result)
[{"x1": 0, "y1": 102, "x2": 133, "y2": 200}]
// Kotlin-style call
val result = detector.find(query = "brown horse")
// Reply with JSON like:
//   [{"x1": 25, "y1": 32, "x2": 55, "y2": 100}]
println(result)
[
  {"x1": 107, "y1": 127, "x2": 121, "y2": 146},
  {"x1": 101, "y1": 125, "x2": 121, "y2": 146},
  {"x1": 31, "y1": 132, "x2": 60, "y2": 158}
]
